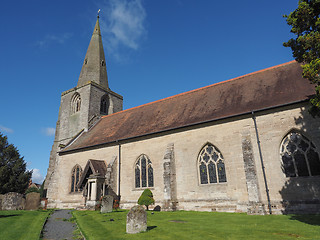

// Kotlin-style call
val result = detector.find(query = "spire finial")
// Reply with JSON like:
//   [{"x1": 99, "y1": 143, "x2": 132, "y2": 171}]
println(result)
[{"x1": 97, "y1": 9, "x2": 100, "y2": 18}]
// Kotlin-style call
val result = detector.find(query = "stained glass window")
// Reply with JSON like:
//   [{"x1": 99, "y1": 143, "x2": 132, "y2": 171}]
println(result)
[
  {"x1": 217, "y1": 160, "x2": 227, "y2": 183},
  {"x1": 141, "y1": 156, "x2": 147, "y2": 187},
  {"x1": 135, "y1": 166, "x2": 140, "y2": 188},
  {"x1": 71, "y1": 165, "x2": 82, "y2": 192},
  {"x1": 148, "y1": 165, "x2": 154, "y2": 187},
  {"x1": 280, "y1": 131, "x2": 320, "y2": 177},
  {"x1": 208, "y1": 162, "x2": 217, "y2": 183},
  {"x1": 198, "y1": 143, "x2": 227, "y2": 184},
  {"x1": 135, "y1": 154, "x2": 154, "y2": 188},
  {"x1": 71, "y1": 175, "x2": 75, "y2": 192},
  {"x1": 200, "y1": 162, "x2": 208, "y2": 184}
]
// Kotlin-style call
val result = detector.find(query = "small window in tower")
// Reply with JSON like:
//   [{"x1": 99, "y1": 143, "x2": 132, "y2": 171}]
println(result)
[
  {"x1": 84, "y1": 59, "x2": 88, "y2": 65},
  {"x1": 101, "y1": 60, "x2": 105, "y2": 66},
  {"x1": 71, "y1": 93, "x2": 81, "y2": 114},
  {"x1": 100, "y1": 95, "x2": 109, "y2": 114}
]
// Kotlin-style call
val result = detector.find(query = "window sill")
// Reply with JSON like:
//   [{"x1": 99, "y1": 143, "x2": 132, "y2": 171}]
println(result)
[
  {"x1": 285, "y1": 175, "x2": 320, "y2": 179},
  {"x1": 69, "y1": 191, "x2": 83, "y2": 195},
  {"x1": 132, "y1": 187, "x2": 155, "y2": 191},
  {"x1": 199, "y1": 182, "x2": 228, "y2": 186}
]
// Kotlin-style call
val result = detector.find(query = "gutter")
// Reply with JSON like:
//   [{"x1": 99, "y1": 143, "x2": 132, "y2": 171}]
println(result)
[
  {"x1": 60, "y1": 99, "x2": 309, "y2": 154},
  {"x1": 116, "y1": 140, "x2": 121, "y2": 200}
]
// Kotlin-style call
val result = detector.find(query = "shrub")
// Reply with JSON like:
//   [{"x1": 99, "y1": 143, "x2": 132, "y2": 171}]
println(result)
[
  {"x1": 25, "y1": 186, "x2": 40, "y2": 194},
  {"x1": 113, "y1": 199, "x2": 120, "y2": 210},
  {"x1": 138, "y1": 189, "x2": 155, "y2": 210}
]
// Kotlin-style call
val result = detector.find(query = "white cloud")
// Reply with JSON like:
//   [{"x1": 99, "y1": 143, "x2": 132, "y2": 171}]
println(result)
[
  {"x1": 43, "y1": 127, "x2": 55, "y2": 136},
  {"x1": 0, "y1": 125, "x2": 13, "y2": 133},
  {"x1": 99, "y1": 0, "x2": 147, "y2": 60},
  {"x1": 32, "y1": 169, "x2": 44, "y2": 184},
  {"x1": 35, "y1": 33, "x2": 73, "y2": 48}
]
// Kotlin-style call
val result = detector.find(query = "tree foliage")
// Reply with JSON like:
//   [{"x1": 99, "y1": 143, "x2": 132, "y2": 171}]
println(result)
[
  {"x1": 39, "y1": 180, "x2": 46, "y2": 198},
  {"x1": 283, "y1": 0, "x2": 320, "y2": 116},
  {"x1": 0, "y1": 132, "x2": 32, "y2": 194},
  {"x1": 25, "y1": 186, "x2": 40, "y2": 195},
  {"x1": 137, "y1": 189, "x2": 155, "y2": 210}
]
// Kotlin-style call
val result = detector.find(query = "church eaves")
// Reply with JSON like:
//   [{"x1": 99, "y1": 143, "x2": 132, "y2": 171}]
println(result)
[
  {"x1": 77, "y1": 16, "x2": 109, "y2": 89},
  {"x1": 62, "y1": 61, "x2": 315, "y2": 153}
]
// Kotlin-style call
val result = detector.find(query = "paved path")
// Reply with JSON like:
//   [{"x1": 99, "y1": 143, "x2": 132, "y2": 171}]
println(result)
[{"x1": 42, "y1": 209, "x2": 80, "y2": 240}]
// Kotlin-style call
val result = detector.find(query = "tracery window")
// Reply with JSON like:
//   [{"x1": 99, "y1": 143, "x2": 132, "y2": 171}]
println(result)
[
  {"x1": 198, "y1": 143, "x2": 227, "y2": 184},
  {"x1": 135, "y1": 154, "x2": 154, "y2": 188},
  {"x1": 71, "y1": 93, "x2": 81, "y2": 114},
  {"x1": 100, "y1": 95, "x2": 109, "y2": 114},
  {"x1": 71, "y1": 165, "x2": 82, "y2": 192},
  {"x1": 280, "y1": 131, "x2": 320, "y2": 177}
]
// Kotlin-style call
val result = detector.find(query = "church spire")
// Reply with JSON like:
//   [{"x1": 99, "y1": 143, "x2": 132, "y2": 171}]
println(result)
[{"x1": 77, "y1": 16, "x2": 109, "y2": 89}]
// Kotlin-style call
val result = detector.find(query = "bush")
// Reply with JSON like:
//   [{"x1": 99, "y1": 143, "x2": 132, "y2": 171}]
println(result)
[
  {"x1": 25, "y1": 186, "x2": 40, "y2": 194},
  {"x1": 137, "y1": 189, "x2": 155, "y2": 210}
]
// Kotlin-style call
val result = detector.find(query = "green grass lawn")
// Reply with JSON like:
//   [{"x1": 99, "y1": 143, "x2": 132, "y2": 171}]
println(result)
[
  {"x1": 73, "y1": 210, "x2": 320, "y2": 240},
  {"x1": 0, "y1": 210, "x2": 50, "y2": 240}
]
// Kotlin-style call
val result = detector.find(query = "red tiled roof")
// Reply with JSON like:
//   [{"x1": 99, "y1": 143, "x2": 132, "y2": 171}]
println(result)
[{"x1": 62, "y1": 61, "x2": 315, "y2": 153}]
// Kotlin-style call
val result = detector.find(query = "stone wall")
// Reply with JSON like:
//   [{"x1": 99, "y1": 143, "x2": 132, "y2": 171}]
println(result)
[
  {"x1": 46, "y1": 81, "x2": 123, "y2": 203},
  {"x1": 163, "y1": 143, "x2": 177, "y2": 211},
  {"x1": 50, "y1": 102, "x2": 320, "y2": 214},
  {"x1": 1, "y1": 192, "x2": 25, "y2": 210}
]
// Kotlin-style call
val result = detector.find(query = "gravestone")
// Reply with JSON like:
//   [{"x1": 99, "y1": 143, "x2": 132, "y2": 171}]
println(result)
[
  {"x1": 126, "y1": 205, "x2": 147, "y2": 234},
  {"x1": 2, "y1": 192, "x2": 25, "y2": 210},
  {"x1": 100, "y1": 195, "x2": 114, "y2": 213},
  {"x1": 25, "y1": 192, "x2": 41, "y2": 210}
]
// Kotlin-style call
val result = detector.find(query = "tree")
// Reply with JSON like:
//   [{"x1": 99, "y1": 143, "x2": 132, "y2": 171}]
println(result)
[
  {"x1": 25, "y1": 186, "x2": 40, "y2": 195},
  {"x1": 137, "y1": 189, "x2": 155, "y2": 210},
  {"x1": 283, "y1": 0, "x2": 320, "y2": 116},
  {"x1": 0, "y1": 132, "x2": 32, "y2": 194}
]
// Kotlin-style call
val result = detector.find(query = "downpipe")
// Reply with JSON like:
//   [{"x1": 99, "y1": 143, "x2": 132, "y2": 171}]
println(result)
[{"x1": 252, "y1": 111, "x2": 272, "y2": 214}]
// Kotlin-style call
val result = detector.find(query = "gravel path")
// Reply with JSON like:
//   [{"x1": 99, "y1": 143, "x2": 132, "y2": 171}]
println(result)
[{"x1": 42, "y1": 209, "x2": 79, "y2": 240}]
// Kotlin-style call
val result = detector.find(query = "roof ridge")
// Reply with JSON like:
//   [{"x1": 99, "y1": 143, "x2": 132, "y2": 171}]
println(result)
[{"x1": 102, "y1": 60, "x2": 297, "y2": 120}]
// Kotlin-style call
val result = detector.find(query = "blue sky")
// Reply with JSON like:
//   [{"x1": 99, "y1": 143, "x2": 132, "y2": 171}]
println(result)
[{"x1": 0, "y1": 0, "x2": 299, "y2": 183}]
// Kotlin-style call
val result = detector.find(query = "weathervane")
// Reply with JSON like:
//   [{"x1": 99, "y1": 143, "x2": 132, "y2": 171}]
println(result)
[{"x1": 97, "y1": 9, "x2": 101, "y2": 18}]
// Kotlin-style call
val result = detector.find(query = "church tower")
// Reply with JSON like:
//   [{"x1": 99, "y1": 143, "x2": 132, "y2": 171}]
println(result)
[{"x1": 44, "y1": 16, "x2": 123, "y2": 195}]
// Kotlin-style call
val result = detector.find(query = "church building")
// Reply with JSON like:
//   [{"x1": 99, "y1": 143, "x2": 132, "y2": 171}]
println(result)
[{"x1": 44, "y1": 17, "x2": 320, "y2": 214}]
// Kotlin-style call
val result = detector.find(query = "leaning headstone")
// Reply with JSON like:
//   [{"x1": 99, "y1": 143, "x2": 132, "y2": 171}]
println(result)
[
  {"x1": 100, "y1": 195, "x2": 114, "y2": 213},
  {"x1": 126, "y1": 205, "x2": 147, "y2": 234},
  {"x1": 153, "y1": 205, "x2": 161, "y2": 211},
  {"x1": 25, "y1": 192, "x2": 41, "y2": 210},
  {"x1": 2, "y1": 192, "x2": 25, "y2": 210}
]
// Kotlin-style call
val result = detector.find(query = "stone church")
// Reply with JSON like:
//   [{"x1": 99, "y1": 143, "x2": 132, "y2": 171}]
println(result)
[{"x1": 44, "y1": 17, "x2": 320, "y2": 214}]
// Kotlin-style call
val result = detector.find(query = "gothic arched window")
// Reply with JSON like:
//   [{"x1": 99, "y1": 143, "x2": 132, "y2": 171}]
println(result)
[
  {"x1": 280, "y1": 131, "x2": 320, "y2": 177},
  {"x1": 71, "y1": 93, "x2": 81, "y2": 114},
  {"x1": 135, "y1": 154, "x2": 154, "y2": 188},
  {"x1": 71, "y1": 165, "x2": 82, "y2": 192},
  {"x1": 100, "y1": 95, "x2": 109, "y2": 114},
  {"x1": 198, "y1": 143, "x2": 227, "y2": 184}
]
